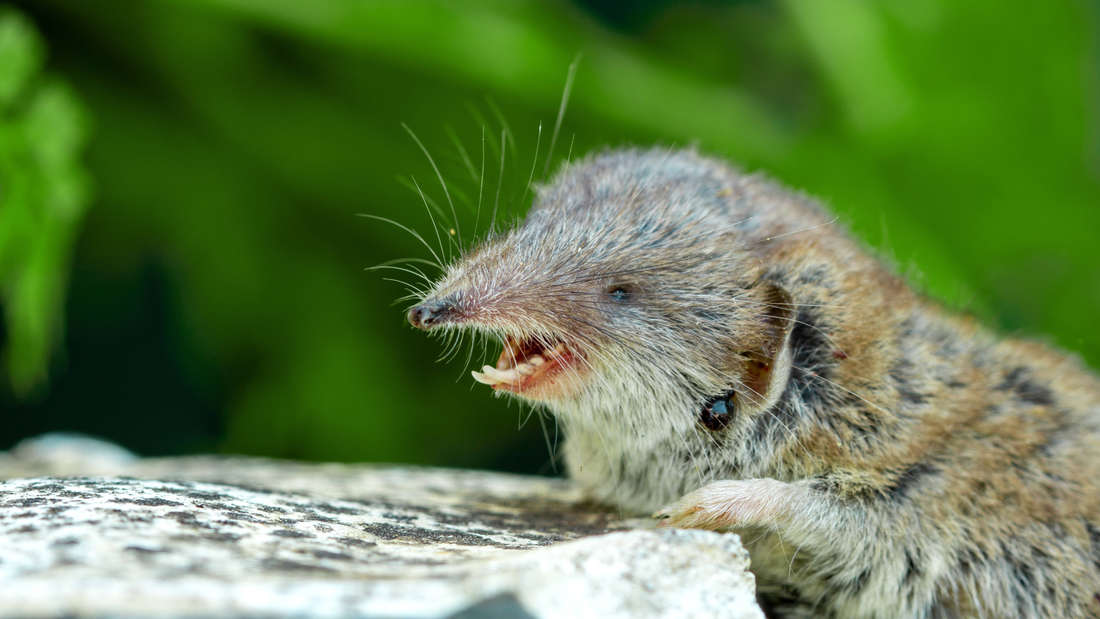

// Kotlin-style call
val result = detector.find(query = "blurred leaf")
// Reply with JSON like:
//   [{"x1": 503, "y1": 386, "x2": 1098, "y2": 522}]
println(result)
[
  {"x1": 169, "y1": 0, "x2": 792, "y2": 163},
  {"x1": 0, "y1": 9, "x2": 43, "y2": 107},
  {"x1": 0, "y1": 9, "x2": 91, "y2": 396}
]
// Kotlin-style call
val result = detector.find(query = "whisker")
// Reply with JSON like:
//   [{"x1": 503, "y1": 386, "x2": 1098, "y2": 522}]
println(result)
[
  {"x1": 391, "y1": 293, "x2": 426, "y2": 305},
  {"x1": 492, "y1": 127, "x2": 507, "y2": 233},
  {"x1": 364, "y1": 263, "x2": 435, "y2": 286},
  {"x1": 537, "y1": 412, "x2": 559, "y2": 473},
  {"x1": 398, "y1": 176, "x2": 452, "y2": 260},
  {"x1": 403, "y1": 123, "x2": 462, "y2": 248},
  {"x1": 458, "y1": 331, "x2": 478, "y2": 383},
  {"x1": 475, "y1": 125, "x2": 486, "y2": 241},
  {"x1": 791, "y1": 361, "x2": 892, "y2": 418},
  {"x1": 485, "y1": 96, "x2": 518, "y2": 155},
  {"x1": 381, "y1": 277, "x2": 426, "y2": 299},
  {"x1": 544, "y1": 55, "x2": 580, "y2": 178},
  {"x1": 357, "y1": 213, "x2": 445, "y2": 268},
  {"x1": 445, "y1": 125, "x2": 479, "y2": 182},
  {"x1": 762, "y1": 217, "x2": 839, "y2": 243},
  {"x1": 523, "y1": 121, "x2": 543, "y2": 206}
]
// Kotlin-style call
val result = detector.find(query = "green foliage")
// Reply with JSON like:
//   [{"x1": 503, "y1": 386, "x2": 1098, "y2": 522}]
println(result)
[
  {"x1": 0, "y1": 8, "x2": 90, "y2": 395},
  {"x1": 2, "y1": 0, "x2": 1097, "y2": 468}
]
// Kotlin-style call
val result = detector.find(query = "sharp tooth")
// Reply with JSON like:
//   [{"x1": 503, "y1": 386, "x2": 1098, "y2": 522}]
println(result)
[
  {"x1": 529, "y1": 355, "x2": 545, "y2": 366},
  {"x1": 481, "y1": 365, "x2": 522, "y2": 383},
  {"x1": 473, "y1": 365, "x2": 507, "y2": 385},
  {"x1": 517, "y1": 363, "x2": 536, "y2": 376},
  {"x1": 471, "y1": 370, "x2": 498, "y2": 385}
]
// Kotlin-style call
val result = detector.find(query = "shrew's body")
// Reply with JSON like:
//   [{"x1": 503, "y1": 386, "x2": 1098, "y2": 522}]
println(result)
[{"x1": 408, "y1": 148, "x2": 1100, "y2": 617}]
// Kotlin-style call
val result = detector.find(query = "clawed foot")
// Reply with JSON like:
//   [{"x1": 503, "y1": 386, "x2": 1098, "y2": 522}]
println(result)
[{"x1": 653, "y1": 478, "x2": 797, "y2": 531}]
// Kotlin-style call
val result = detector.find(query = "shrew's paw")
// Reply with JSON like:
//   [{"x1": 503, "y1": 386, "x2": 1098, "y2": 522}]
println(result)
[{"x1": 654, "y1": 478, "x2": 803, "y2": 531}]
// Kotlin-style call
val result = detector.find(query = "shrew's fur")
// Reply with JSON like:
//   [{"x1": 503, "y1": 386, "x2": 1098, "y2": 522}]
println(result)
[{"x1": 410, "y1": 148, "x2": 1100, "y2": 617}]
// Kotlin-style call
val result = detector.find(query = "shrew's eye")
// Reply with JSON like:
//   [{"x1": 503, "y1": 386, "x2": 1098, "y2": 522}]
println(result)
[{"x1": 606, "y1": 284, "x2": 634, "y2": 302}]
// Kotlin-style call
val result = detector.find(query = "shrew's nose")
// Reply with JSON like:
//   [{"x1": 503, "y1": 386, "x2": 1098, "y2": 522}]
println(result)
[{"x1": 407, "y1": 299, "x2": 454, "y2": 330}]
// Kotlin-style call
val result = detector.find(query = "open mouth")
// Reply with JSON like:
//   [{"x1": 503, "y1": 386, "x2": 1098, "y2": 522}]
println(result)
[{"x1": 471, "y1": 335, "x2": 576, "y2": 394}]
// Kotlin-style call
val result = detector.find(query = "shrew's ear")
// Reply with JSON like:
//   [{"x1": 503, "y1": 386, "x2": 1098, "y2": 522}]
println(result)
[{"x1": 739, "y1": 283, "x2": 795, "y2": 414}]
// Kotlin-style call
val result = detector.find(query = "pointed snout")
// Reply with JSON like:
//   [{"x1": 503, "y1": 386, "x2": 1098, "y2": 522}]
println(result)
[{"x1": 407, "y1": 298, "x2": 455, "y2": 330}]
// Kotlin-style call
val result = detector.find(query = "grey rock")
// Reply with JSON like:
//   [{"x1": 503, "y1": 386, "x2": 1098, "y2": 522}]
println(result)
[
  {"x1": 8, "y1": 432, "x2": 137, "y2": 474},
  {"x1": 0, "y1": 435, "x2": 761, "y2": 618}
]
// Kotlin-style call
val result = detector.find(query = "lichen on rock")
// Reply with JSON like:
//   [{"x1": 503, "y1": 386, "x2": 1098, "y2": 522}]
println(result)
[{"x1": 0, "y1": 434, "x2": 761, "y2": 618}]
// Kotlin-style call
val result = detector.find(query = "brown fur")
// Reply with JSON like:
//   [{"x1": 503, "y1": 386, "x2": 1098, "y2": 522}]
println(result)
[{"x1": 408, "y1": 148, "x2": 1100, "y2": 617}]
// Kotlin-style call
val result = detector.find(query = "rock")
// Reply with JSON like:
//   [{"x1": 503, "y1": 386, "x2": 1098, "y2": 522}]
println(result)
[
  {"x1": 7, "y1": 432, "x2": 137, "y2": 474},
  {"x1": 0, "y1": 434, "x2": 762, "y2": 618}
]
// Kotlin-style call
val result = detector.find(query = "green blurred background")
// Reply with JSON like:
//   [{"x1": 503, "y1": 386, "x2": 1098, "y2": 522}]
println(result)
[{"x1": 0, "y1": 0, "x2": 1097, "y2": 474}]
